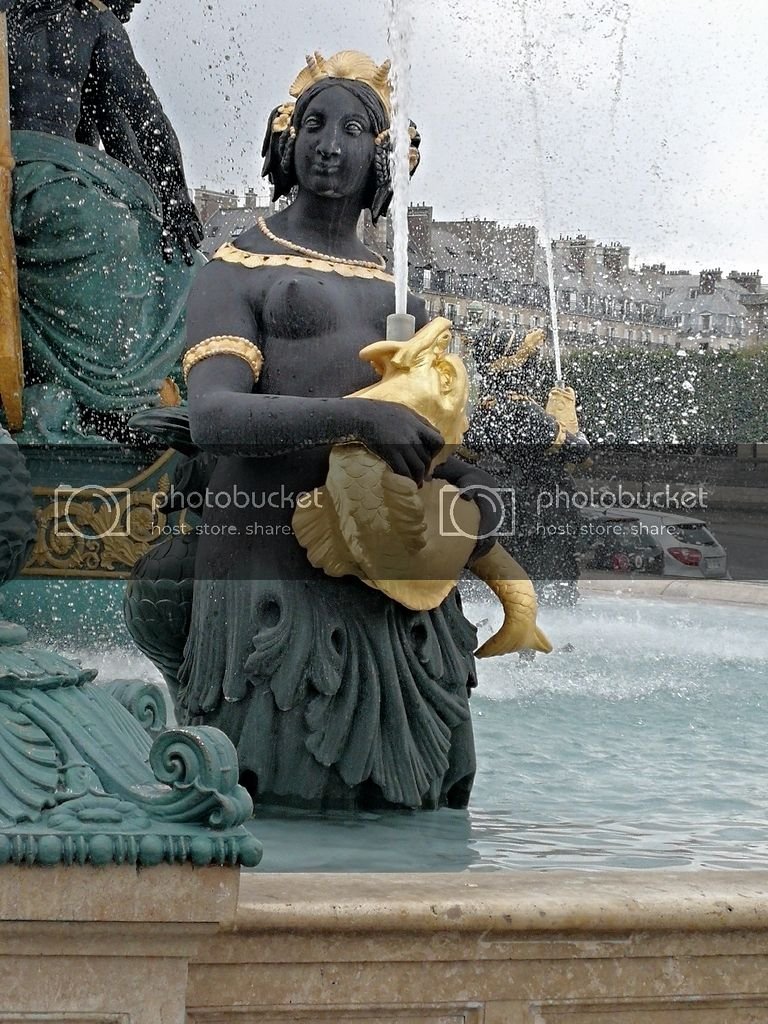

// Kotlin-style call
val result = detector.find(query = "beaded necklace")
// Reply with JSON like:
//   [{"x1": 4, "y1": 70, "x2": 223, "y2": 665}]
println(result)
[{"x1": 257, "y1": 216, "x2": 386, "y2": 271}]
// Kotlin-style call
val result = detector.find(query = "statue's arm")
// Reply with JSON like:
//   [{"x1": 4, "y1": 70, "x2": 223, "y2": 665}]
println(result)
[
  {"x1": 75, "y1": 100, "x2": 100, "y2": 149},
  {"x1": 89, "y1": 14, "x2": 202, "y2": 260},
  {"x1": 185, "y1": 265, "x2": 442, "y2": 481},
  {"x1": 78, "y1": 73, "x2": 159, "y2": 188}
]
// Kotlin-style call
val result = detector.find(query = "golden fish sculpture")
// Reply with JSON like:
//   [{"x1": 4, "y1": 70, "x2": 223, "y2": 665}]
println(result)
[{"x1": 292, "y1": 317, "x2": 552, "y2": 657}]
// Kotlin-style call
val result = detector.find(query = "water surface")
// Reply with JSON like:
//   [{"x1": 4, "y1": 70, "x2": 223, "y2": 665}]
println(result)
[{"x1": 74, "y1": 594, "x2": 768, "y2": 872}]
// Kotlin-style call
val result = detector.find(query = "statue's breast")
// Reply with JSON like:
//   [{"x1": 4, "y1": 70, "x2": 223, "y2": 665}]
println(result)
[{"x1": 262, "y1": 272, "x2": 341, "y2": 340}]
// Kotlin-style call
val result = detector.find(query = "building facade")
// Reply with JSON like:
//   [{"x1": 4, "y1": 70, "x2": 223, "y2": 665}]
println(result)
[{"x1": 402, "y1": 206, "x2": 764, "y2": 355}]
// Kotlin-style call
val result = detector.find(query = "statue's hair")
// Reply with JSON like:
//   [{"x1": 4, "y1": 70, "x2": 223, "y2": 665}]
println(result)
[{"x1": 261, "y1": 78, "x2": 419, "y2": 224}]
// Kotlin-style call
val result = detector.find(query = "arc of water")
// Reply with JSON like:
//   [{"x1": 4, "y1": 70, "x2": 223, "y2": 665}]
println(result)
[{"x1": 516, "y1": 0, "x2": 562, "y2": 383}]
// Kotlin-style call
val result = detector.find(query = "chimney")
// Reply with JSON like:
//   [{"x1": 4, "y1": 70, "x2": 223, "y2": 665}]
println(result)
[
  {"x1": 568, "y1": 235, "x2": 588, "y2": 275},
  {"x1": 603, "y1": 242, "x2": 629, "y2": 277},
  {"x1": 407, "y1": 204, "x2": 433, "y2": 261},
  {"x1": 699, "y1": 268, "x2": 722, "y2": 295},
  {"x1": 243, "y1": 188, "x2": 261, "y2": 211},
  {"x1": 728, "y1": 270, "x2": 762, "y2": 294}
]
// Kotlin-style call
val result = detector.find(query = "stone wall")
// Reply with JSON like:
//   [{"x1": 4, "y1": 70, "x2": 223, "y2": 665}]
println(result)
[{"x1": 4, "y1": 867, "x2": 768, "y2": 1021}]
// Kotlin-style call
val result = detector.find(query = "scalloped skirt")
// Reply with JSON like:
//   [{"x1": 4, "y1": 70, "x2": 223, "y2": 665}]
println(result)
[{"x1": 176, "y1": 577, "x2": 478, "y2": 810}]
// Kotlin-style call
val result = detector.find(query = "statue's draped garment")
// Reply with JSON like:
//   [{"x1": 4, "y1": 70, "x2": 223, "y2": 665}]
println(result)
[
  {"x1": 176, "y1": 576, "x2": 478, "y2": 809},
  {"x1": 11, "y1": 130, "x2": 202, "y2": 410}
]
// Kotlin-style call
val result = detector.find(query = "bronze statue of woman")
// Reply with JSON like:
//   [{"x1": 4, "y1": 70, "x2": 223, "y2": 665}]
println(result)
[{"x1": 147, "y1": 52, "x2": 507, "y2": 811}]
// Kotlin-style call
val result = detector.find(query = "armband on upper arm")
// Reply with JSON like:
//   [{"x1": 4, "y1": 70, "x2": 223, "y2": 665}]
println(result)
[{"x1": 182, "y1": 335, "x2": 264, "y2": 384}]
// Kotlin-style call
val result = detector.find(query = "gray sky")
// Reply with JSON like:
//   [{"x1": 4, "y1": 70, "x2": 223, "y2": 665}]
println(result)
[{"x1": 130, "y1": 0, "x2": 767, "y2": 275}]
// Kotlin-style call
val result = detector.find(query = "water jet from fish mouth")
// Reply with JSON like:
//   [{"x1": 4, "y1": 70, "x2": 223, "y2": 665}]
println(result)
[{"x1": 387, "y1": 0, "x2": 413, "y2": 319}]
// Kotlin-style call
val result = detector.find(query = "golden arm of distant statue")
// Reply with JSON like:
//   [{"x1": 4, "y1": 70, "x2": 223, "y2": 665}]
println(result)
[
  {"x1": 488, "y1": 327, "x2": 546, "y2": 373},
  {"x1": 292, "y1": 317, "x2": 552, "y2": 658}
]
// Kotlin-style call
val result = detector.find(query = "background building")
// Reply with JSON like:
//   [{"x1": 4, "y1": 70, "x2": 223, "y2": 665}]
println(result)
[
  {"x1": 398, "y1": 206, "x2": 764, "y2": 356},
  {"x1": 193, "y1": 187, "x2": 273, "y2": 257}
]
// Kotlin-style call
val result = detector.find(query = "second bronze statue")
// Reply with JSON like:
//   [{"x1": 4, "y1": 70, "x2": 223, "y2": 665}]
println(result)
[{"x1": 128, "y1": 50, "x2": 547, "y2": 813}]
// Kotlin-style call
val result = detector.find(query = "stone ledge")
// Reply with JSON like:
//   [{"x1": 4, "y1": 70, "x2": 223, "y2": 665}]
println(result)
[
  {"x1": 0, "y1": 863, "x2": 240, "y2": 924},
  {"x1": 233, "y1": 870, "x2": 768, "y2": 935},
  {"x1": 580, "y1": 577, "x2": 768, "y2": 606}
]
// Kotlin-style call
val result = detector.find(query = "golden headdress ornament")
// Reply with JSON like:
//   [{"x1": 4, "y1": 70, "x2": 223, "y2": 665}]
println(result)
[{"x1": 289, "y1": 50, "x2": 393, "y2": 118}]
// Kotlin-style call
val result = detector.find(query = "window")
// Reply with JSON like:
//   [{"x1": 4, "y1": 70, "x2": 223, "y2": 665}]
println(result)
[
  {"x1": 444, "y1": 303, "x2": 456, "y2": 320},
  {"x1": 689, "y1": 288, "x2": 698, "y2": 299},
  {"x1": 701, "y1": 313, "x2": 711, "y2": 331},
  {"x1": 422, "y1": 268, "x2": 432, "y2": 291}
]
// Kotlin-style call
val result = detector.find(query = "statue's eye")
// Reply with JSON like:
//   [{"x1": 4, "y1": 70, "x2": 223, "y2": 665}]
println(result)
[
  {"x1": 303, "y1": 115, "x2": 323, "y2": 131},
  {"x1": 345, "y1": 120, "x2": 365, "y2": 136}
]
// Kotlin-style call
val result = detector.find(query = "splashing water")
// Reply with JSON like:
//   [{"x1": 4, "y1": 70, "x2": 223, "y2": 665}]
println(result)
[
  {"x1": 387, "y1": 0, "x2": 413, "y2": 316},
  {"x1": 517, "y1": 0, "x2": 562, "y2": 381}
]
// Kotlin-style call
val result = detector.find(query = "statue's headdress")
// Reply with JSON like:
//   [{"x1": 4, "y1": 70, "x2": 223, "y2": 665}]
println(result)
[
  {"x1": 289, "y1": 50, "x2": 393, "y2": 119},
  {"x1": 261, "y1": 49, "x2": 421, "y2": 223}
]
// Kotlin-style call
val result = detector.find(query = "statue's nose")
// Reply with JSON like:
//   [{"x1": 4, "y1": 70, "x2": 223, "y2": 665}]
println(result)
[{"x1": 316, "y1": 128, "x2": 341, "y2": 158}]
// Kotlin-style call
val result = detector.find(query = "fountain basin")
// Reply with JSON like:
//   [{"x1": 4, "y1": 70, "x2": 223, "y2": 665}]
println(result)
[
  {"x1": 78, "y1": 591, "x2": 768, "y2": 873},
  {"x1": 3, "y1": 589, "x2": 767, "y2": 1019},
  {"x1": 5, "y1": 864, "x2": 768, "y2": 1021}
]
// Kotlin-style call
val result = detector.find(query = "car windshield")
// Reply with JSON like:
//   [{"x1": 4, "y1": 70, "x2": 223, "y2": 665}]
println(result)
[{"x1": 667, "y1": 523, "x2": 718, "y2": 546}]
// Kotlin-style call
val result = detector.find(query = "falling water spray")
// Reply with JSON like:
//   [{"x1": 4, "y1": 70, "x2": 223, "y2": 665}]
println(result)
[
  {"x1": 517, "y1": 0, "x2": 563, "y2": 383},
  {"x1": 386, "y1": 0, "x2": 415, "y2": 342}
]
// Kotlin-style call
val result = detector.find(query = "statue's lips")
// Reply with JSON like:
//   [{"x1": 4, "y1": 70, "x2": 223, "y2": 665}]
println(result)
[{"x1": 311, "y1": 163, "x2": 341, "y2": 176}]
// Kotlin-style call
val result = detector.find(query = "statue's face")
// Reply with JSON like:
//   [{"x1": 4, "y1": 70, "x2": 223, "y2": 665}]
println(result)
[
  {"x1": 106, "y1": 0, "x2": 141, "y2": 23},
  {"x1": 294, "y1": 85, "x2": 375, "y2": 201}
]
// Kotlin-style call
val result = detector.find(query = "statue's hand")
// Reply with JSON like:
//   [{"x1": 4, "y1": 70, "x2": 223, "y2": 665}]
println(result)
[
  {"x1": 161, "y1": 193, "x2": 204, "y2": 265},
  {"x1": 348, "y1": 400, "x2": 444, "y2": 486},
  {"x1": 431, "y1": 457, "x2": 505, "y2": 561},
  {"x1": 545, "y1": 384, "x2": 580, "y2": 435}
]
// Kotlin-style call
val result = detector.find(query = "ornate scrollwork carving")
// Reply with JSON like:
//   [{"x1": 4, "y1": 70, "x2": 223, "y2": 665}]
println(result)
[
  {"x1": 27, "y1": 487, "x2": 164, "y2": 575},
  {"x1": 100, "y1": 678, "x2": 168, "y2": 739},
  {"x1": 149, "y1": 727, "x2": 253, "y2": 830}
]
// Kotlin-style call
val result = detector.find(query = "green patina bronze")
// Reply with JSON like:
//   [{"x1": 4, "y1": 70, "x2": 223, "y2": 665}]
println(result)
[
  {"x1": 0, "y1": 429, "x2": 261, "y2": 868},
  {"x1": 12, "y1": 130, "x2": 202, "y2": 414}
]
